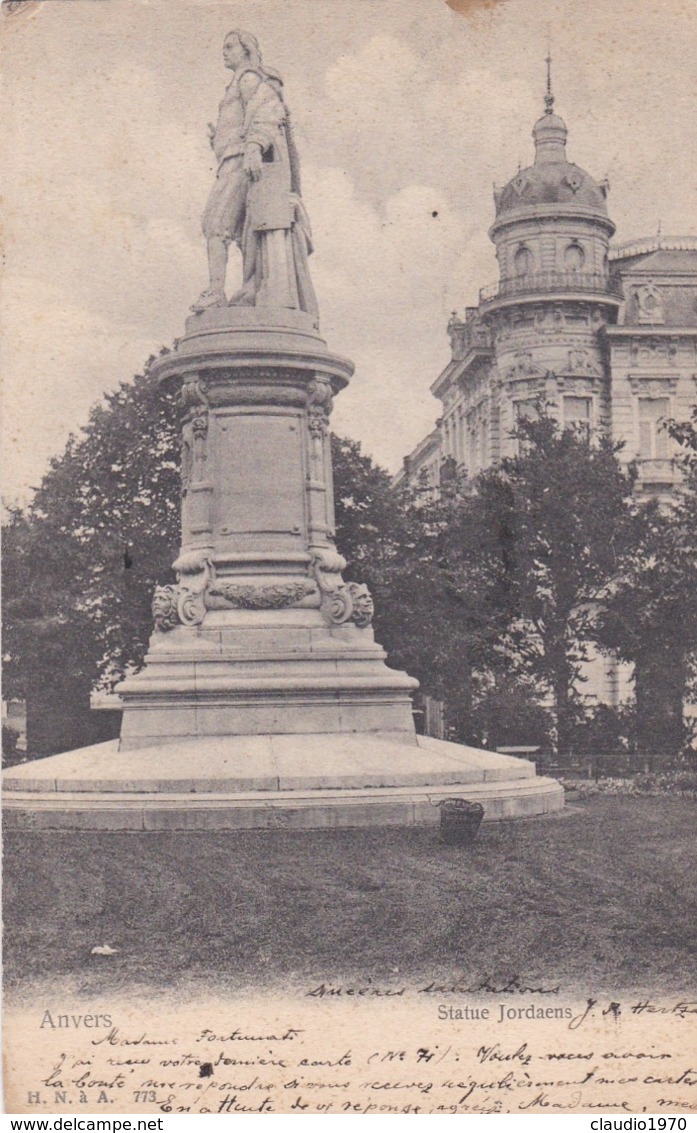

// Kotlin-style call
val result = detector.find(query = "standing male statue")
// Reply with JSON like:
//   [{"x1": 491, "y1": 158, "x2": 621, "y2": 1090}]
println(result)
[{"x1": 192, "y1": 30, "x2": 318, "y2": 318}]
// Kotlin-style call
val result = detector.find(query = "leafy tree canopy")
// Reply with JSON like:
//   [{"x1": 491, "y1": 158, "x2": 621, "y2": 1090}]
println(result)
[
  {"x1": 3, "y1": 354, "x2": 180, "y2": 703},
  {"x1": 414, "y1": 415, "x2": 639, "y2": 752}
]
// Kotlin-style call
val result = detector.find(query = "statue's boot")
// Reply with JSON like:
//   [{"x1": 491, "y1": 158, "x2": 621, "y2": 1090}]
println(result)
[{"x1": 191, "y1": 287, "x2": 227, "y2": 313}]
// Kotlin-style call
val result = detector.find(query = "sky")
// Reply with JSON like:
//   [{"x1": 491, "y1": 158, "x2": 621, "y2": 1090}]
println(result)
[{"x1": 2, "y1": 0, "x2": 696, "y2": 504}]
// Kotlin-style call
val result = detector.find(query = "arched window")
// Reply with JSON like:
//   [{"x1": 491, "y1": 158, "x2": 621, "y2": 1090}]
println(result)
[
  {"x1": 514, "y1": 246, "x2": 532, "y2": 276},
  {"x1": 564, "y1": 242, "x2": 585, "y2": 271}
]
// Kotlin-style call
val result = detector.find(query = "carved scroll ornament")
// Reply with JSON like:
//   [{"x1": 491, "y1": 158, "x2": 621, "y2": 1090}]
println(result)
[
  {"x1": 306, "y1": 379, "x2": 334, "y2": 437},
  {"x1": 152, "y1": 551, "x2": 211, "y2": 631},
  {"x1": 152, "y1": 560, "x2": 317, "y2": 630},
  {"x1": 311, "y1": 548, "x2": 374, "y2": 628}
]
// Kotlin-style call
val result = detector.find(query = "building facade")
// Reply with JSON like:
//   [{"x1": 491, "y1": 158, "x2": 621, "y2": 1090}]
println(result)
[
  {"x1": 397, "y1": 98, "x2": 697, "y2": 499},
  {"x1": 396, "y1": 91, "x2": 697, "y2": 714}
]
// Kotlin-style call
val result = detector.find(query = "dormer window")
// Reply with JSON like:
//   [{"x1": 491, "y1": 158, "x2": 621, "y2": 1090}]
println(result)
[
  {"x1": 635, "y1": 283, "x2": 665, "y2": 324},
  {"x1": 563, "y1": 170, "x2": 583, "y2": 193}
]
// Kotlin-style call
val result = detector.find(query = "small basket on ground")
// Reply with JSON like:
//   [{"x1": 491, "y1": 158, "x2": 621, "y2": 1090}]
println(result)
[{"x1": 438, "y1": 798, "x2": 485, "y2": 845}]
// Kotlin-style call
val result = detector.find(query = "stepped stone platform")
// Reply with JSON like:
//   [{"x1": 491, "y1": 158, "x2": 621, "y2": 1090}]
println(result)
[{"x1": 2, "y1": 733, "x2": 563, "y2": 831}]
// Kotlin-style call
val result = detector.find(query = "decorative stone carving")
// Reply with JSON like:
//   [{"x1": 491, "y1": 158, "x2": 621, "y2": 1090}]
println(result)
[
  {"x1": 191, "y1": 412, "x2": 209, "y2": 483},
  {"x1": 511, "y1": 173, "x2": 531, "y2": 198},
  {"x1": 181, "y1": 377, "x2": 210, "y2": 411},
  {"x1": 180, "y1": 406, "x2": 209, "y2": 497},
  {"x1": 505, "y1": 377, "x2": 544, "y2": 400},
  {"x1": 503, "y1": 351, "x2": 545, "y2": 382},
  {"x1": 563, "y1": 170, "x2": 583, "y2": 194},
  {"x1": 346, "y1": 582, "x2": 375, "y2": 628},
  {"x1": 590, "y1": 307, "x2": 605, "y2": 328},
  {"x1": 152, "y1": 586, "x2": 180, "y2": 632},
  {"x1": 153, "y1": 559, "x2": 316, "y2": 627},
  {"x1": 153, "y1": 558, "x2": 211, "y2": 632},
  {"x1": 448, "y1": 312, "x2": 492, "y2": 361},
  {"x1": 171, "y1": 550, "x2": 212, "y2": 628},
  {"x1": 205, "y1": 366, "x2": 311, "y2": 386},
  {"x1": 323, "y1": 579, "x2": 375, "y2": 628},
  {"x1": 635, "y1": 283, "x2": 664, "y2": 325},
  {"x1": 562, "y1": 348, "x2": 601, "y2": 377},
  {"x1": 628, "y1": 375, "x2": 679, "y2": 396},
  {"x1": 306, "y1": 379, "x2": 334, "y2": 437},
  {"x1": 559, "y1": 376, "x2": 594, "y2": 394},
  {"x1": 191, "y1": 413, "x2": 208, "y2": 439},
  {"x1": 629, "y1": 337, "x2": 678, "y2": 366},
  {"x1": 210, "y1": 385, "x2": 308, "y2": 408},
  {"x1": 447, "y1": 311, "x2": 462, "y2": 356},
  {"x1": 207, "y1": 580, "x2": 316, "y2": 609},
  {"x1": 312, "y1": 547, "x2": 347, "y2": 590},
  {"x1": 180, "y1": 433, "x2": 192, "y2": 497},
  {"x1": 311, "y1": 548, "x2": 374, "y2": 628}
]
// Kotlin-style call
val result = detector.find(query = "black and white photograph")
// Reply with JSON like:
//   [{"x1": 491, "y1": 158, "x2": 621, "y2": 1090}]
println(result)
[{"x1": 2, "y1": 0, "x2": 697, "y2": 1118}]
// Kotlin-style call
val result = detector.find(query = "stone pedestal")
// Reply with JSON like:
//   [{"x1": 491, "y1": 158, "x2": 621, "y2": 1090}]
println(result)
[
  {"x1": 117, "y1": 306, "x2": 418, "y2": 749},
  {"x1": 3, "y1": 305, "x2": 564, "y2": 830}
]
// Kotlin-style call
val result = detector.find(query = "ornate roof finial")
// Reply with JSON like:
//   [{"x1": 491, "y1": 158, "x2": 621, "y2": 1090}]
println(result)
[{"x1": 545, "y1": 49, "x2": 554, "y2": 115}]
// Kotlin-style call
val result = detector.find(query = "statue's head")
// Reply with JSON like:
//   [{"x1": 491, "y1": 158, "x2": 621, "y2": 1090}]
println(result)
[{"x1": 223, "y1": 30, "x2": 262, "y2": 71}]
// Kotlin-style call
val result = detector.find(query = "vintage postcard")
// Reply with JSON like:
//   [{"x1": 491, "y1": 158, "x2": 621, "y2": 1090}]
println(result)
[{"x1": 2, "y1": 0, "x2": 697, "y2": 1118}]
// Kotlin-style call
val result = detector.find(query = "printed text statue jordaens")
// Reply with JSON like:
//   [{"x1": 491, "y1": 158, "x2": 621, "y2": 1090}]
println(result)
[{"x1": 192, "y1": 30, "x2": 318, "y2": 319}]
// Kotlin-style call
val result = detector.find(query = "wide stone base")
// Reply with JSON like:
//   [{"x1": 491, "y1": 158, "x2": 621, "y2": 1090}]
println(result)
[
  {"x1": 2, "y1": 733, "x2": 564, "y2": 831},
  {"x1": 116, "y1": 615, "x2": 419, "y2": 749}
]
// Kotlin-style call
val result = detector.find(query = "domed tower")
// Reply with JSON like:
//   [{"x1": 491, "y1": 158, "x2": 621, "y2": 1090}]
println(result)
[{"x1": 479, "y1": 63, "x2": 622, "y2": 454}]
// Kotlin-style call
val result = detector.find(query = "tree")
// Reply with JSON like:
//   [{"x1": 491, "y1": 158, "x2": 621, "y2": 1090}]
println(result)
[
  {"x1": 330, "y1": 432, "x2": 406, "y2": 585},
  {"x1": 667, "y1": 404, "x2": 697, "y2": 473},
  {"x1": 594, "y1": 504, "x2": 697, "y2": 755},
  {"x1": 336, "y1": 459, "x2": 530, "y2": 747},
  {"x1": 592, "y1": 409, "x2": 697, "y2": 755},
  {"x1": 430, "y1": 415, "x2": 638, "y2": 754},
  {"x1": 2, "y1": 355, "x2": 181, "y2": 753}
]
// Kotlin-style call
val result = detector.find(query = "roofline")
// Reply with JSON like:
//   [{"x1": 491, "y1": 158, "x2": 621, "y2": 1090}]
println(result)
[
  {"x1": 604, "y1": 325, "x2": 697, "y2": 338},
  {"x1": 609, "y1": 235, "x2": 697, "y2": 260},
  {"x1": 401, "y1": 427, "x2": 441, "y2": 466},
  {"x1": 430, "y1": 359, "x2": 460, "y2": 399}
]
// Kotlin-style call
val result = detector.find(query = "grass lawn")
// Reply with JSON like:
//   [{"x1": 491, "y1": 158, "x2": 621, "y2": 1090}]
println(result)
[{"x1": 4, "y1": 795, "x2": 696, "y2": 1001}]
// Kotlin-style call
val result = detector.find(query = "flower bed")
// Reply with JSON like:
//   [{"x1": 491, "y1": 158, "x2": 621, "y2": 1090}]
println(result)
[{"x1": 561, "y1": 770, "x2": 697, "y2": 798}]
